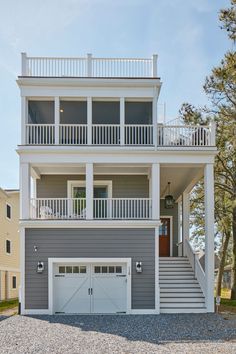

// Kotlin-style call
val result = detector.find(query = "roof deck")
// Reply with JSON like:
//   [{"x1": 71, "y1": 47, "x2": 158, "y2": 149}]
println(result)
[{"x1": 21, "y1": 53, "x2": 158, "y2": 78}]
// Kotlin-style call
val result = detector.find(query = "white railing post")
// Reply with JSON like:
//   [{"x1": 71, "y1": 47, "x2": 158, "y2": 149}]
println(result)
[
  {"x1": 87, "y1": 53, "x2": 92, "y2": 77},
  {"x1": 86, "y1": 163, "x2": 93, "y2": 219},
  {"x1": 204, "y1": 163, "x2": 215, "y2": 312},
  {"x1": 54, "y1": 97, "x2": 60, "y2": 144},
  {"x1": 20, "y1": 163, "x2": 30, "y2": 219},
  {"x1": 153, "y1": 90, "x2": 158, "y2": 148},
  {"x1": 21, "y1": 96, "x2": 27, "y2": 144},
  {"x1": 87, "y1": 97, "x2": 92, "y2": 144},
  {"x1": 151, "y1": 163, "x2": 160, "y2": 220},
  {"x1": 21, "y1": 52, "x2": 27, "y2": 76},
  {"x1": 182, "y1": 191, "x2": 190, "y2": 256},
  {"x1": 210, "y1": 121, "x2": 216, "y2": 146},
  {"x1": 152, "y1": 54, "x2": 158, "y2": 77},
  {"x1": 120, "y1": 97, "x2": 125, "y2": 145}
]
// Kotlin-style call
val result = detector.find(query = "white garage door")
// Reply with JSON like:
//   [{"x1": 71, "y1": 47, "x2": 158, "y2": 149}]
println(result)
[{"x1": 53, "y1": 263, "x2": 127, "y2": 314}]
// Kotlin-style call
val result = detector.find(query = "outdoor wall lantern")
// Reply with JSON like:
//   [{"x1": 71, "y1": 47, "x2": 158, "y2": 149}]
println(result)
[
  {"x1": 34, "y1": 245, "x2": 38, "y2": 252},
  {"x1": 164, "y1": 182, "x2": 175, "y2": 209},
  {"x1": 136, "y1": 262, "x2": 142, "y2": 273},
  {"x1": 37, "y1": 261, "x2": 44, "y2": 273}
]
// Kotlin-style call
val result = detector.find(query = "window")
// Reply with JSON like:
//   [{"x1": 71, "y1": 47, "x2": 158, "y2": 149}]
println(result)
[
  {"x1": 58, "y1": 265, "x2": 87, "y2": 274},
  {"x1": 6, "y1": 204, "x2": 11, "y2": 219},
  {"x1": 94, "y1": 265, "x2": 123, "y2": 274},
  {"x1": 6, "y1": 240, "x2": 11, "y2": 254},
  {"x1": 12, "y1": 276, "x2": 16, "y2": 289}
]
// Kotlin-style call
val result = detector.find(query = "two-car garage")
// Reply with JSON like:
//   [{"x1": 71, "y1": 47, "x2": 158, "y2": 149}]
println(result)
[{"x1": 51, "y1": 259, "x2": 130, "y2": 314}]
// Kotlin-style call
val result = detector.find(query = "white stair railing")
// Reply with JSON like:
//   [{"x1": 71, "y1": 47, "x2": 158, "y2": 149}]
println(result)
[
  {"x1": 30, "y1": 198, "x2": 86, "y2": 219},
  {"x1": 125, "y1": 125, "x2": 153, "y2": 145},
  {"x1": 93, "y1": 198, "x2": 151, "y2": 219},
  {"x1": 26, "y1": 124, "x2": 55, "y2": 145},
  {"x1": 59, "y1": 124, "x2": 87, "y2": 145},
  {"x1": 92, "y1": 125, "x2": 120, "y2": 145},
  {"x1": 185, "y1": 239, "x2": 206, "y2": 297}
]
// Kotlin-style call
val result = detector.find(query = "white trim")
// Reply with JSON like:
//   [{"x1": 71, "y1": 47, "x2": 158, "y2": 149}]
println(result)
[
  {"x1": 20, "y1": 228, "x2": 25, "y2": 314},
  {"x1": 24, "y1": 309, "x2": 51, "y2": 315},
  {"x1": 48, "y1": 257, "x2": 132, "y2": 315},
  {"x1": 20, "y1": 220, "x2": 161, "y2": 228},
  {"x1": 160, "y1": 215, "x2": 173, "y2": 257},
  {"x1": 67, "y1": 180, "x2": 113, "y2": 199},
  {"x1": 131, "y1": 309, "x2": 158, "y2": 314}
]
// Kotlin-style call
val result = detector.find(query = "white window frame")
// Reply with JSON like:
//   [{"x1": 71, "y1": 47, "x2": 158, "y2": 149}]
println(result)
[
  {"x1": 67, "y1": 180, "x2": 113, "y2": 199},
  {"x1": 6, "y1": 239, "x2": 11, "y2": 255},
  {"x1": 6, "y1": 203, "x2": 12, "y2": 220}
]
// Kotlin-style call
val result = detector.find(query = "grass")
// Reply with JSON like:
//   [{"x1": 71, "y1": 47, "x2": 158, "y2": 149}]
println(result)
[{"x1": 0, "y1": 299, "x2": 18, "y2": 313}]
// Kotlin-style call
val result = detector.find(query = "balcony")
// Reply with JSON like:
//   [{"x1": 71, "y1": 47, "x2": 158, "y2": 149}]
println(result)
[
  {"x1": 30, "y1": 198, "x2": 152, "y2": 220},
  {"x1": 25, "y1": 123, "x2": 215, "y2": 147},
  {"x1": 21, "y1": 53, "x2": 158, "y2": 78}
]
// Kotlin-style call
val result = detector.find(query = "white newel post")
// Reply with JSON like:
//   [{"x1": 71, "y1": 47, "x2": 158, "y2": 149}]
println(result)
[
  {"x1": 182, "y1": 191, "x2": 190, "y2": 256},
  {"x1": 86, "y1": 163, "x2": 93, "y2": 219},
  {"x1": 151, "y1": 163, "x2": 160, "y2": 220},
  {"x1": 20, "y1": 163, "x2": 30, "y2": 219},
  {"x1": 21, "y1": 52, "x2": 27, "y2": 76},
  {"x1": 120, "y1": 97, "x2": 125, "y2": 145},
  {"x1": 178, "y1": 200, "x2": 183, "y2": 257},
  {"x1": 87, "y1": 97, "x2": 92, "y2": 145},
  {"x1": 55, "y1": 97, "x2": 60, "y2": 144},
  {"x1": 153, "y1": 88, "x2": 158, "y2": 149},
  {"x1": 87, "y1": 53, "x2": 92, "y2": 77},
  {"x1": 21, "y1": 96, "x2": 27, "y2": 144},
  {"x1": 152, "y1": 54, "x2": 158, "y2": 77},
  {"x1": 204, "y1": 163, "x2": 215, "y2": 312}
]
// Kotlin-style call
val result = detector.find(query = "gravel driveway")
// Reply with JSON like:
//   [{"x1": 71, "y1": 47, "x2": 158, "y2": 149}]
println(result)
[{"x1": 0, "y1": 314, "x2": 236, "y2": 353}]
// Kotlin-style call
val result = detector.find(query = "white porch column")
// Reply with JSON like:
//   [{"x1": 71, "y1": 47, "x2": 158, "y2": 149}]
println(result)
[
  {"x1": 178, "y1": 200, "x2": 183, "y2": 257},
  {"x1": 120, "y1": 97, "x2": 125, "y2": 145},
  {"x1": 86, "y1": 163, "x2": 93, "y2": 219},
  {"x1": 151, "y1": 163, "x2": 160, "y2": 220},
  {"x1": 87, "y1": 97, "x2": 92, "y2": 145},
  {"x1": 54, "y1": 97, "x2": 60, "y2": 144},
  {"x1": 204, "y1": 163, "x2": 215, "y2": 312},
  {"x1": 21, "y1": 96, "x2": 27, "y2": 144},
  {"x1": 153, "y1": 88, "x2": 158, "y2": 149},
  {"x1": 182, "y1": 191, "x2": 190, "y2": 256},
  {"x1": 20, "y1": 163, "x2": 30, "y2": 219}
]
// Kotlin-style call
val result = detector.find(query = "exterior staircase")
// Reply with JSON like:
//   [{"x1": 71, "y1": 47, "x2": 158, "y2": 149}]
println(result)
[{"x1": 159, "y1": 257, "x2": 207, "y2": 313}]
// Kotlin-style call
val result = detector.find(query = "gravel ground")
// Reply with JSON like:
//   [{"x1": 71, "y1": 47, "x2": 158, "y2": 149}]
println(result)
[{"x1": 0, "y1": 314, "x2": 236, "y2": 354}]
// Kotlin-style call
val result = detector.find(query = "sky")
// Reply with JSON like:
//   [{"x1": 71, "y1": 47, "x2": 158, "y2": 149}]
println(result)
[{"x1": 0, "y1": 0, "x2": 230, "y2": 189}]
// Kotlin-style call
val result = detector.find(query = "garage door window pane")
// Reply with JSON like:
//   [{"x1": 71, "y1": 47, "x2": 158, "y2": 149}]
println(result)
[
  {"x1": 59, "y1": 266, "x2": 65, "y2": 274},
  {"x1": 66, "y1": 266, "x2": 73, "y2": 273},
  {"x1": 80, "y1": 266, "x2": 86, "y2": 273},
  {"x1": 94, "y1": 266, "x2": 101, "y2": 273},
  {"x1": 109, "y1": 266, "x2": 115, "y2": 273},
  {"x1": 73, "y1": 266, "x2": 79, "y2": 273},
  {"x1": 102, "y1": 266, "x2": 108, "y2": 273},
  {"x1": 116, "y1": 266, "x2": 122, "y2": 273}
]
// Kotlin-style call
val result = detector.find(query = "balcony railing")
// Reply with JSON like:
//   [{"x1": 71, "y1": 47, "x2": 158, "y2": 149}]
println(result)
[
  {"x1": 21, "y1": 53, "x2": 158, "y2": 78},
  {"x1": 25, "y1": 123, "x2": 216, "y2": 147},
  {"x1": 30, "y1": 198, "x2": 152, "y2": 220}
]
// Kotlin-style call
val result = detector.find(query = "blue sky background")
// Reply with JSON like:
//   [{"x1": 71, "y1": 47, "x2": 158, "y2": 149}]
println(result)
[{"x1": 0, "y1": 0, "x2": 230, "y2": 189}]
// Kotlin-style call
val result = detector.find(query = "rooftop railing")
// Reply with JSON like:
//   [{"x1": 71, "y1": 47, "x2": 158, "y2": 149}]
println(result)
[{"x1": 21, "y1": 53, "x2": 158, "y2": 78}]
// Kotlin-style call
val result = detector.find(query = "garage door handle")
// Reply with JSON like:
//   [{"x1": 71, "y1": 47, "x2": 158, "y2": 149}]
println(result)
[
  {"x1": 88, "y1": 288, "x2": 90, "y2": 295},
  {"x1": 116, "y1": 275, "x2": 126, "y2": 277}
]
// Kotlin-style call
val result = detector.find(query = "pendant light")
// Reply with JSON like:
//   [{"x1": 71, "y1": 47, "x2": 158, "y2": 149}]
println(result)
[{"x1": 164, "y1": 182, "x2": 175, "y2": 209}]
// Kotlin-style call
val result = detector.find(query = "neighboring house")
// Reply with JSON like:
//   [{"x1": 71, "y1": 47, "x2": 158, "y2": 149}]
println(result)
[
  {"x1": 0, "y1": 188, "x2": 20, "y2": 301},
  {"x1": 214, "y1": 265, "x2": 233, "y2": 289},
  {"x1": 17, "y1": 53, "x2": 217, "y2": 315}
]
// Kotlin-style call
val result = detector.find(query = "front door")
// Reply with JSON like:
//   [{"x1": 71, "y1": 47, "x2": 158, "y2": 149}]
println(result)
[{"x1": 159, "y1": 218, "x2": 170, "y2": 257}]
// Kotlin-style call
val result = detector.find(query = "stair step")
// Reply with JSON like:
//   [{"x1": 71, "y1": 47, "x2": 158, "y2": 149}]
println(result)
[
  {"x1": 160, "y1": 302, "x2": 206, "y2": 308},
  {"x1": 159, "y1": 271, "x2": 194, "y2": 275},
  {"x1": 160, "y1": 283, "x2": 201, "y2": 288},
  {"x1": 160, "y1": 292, "x2": 204, "y2": 297},
  {"x1": 159, "y1": 266, "x2": 192, "y2": 270},
  {"x1": 160, "y1": 257, "x2": 187, "y2": 261},
  {"x1": 160, "y1": 279, "x2": 198, "y2": 284},
  {"x1": 160, "y1": 297, "x2": 205, "y2": 303},
  {"x1": 160, "y1": 276, "x2": 195, "y2": 280},
  {"x1": 160, "y1": 308, "x2": 207, "y2": 314}
]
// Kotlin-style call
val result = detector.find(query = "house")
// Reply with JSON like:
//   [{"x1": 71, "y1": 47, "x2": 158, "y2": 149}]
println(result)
[
  {"x1": 0, "y1": 188, "x2": 20, "y2": 301},
  {"x1": 17, "y1": 53, "x2": 217, "y2": 315}
]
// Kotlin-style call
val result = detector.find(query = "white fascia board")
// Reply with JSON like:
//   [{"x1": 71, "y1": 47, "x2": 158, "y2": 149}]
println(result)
[
  {"x1": 18, "y1": 150, "x2": 217, "y2": 165},
  {"x1": 19, "y1": 220, "x2": 161, "y2": 228}
]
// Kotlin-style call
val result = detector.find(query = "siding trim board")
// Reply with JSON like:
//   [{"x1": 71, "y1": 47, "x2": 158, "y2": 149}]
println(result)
[{"x1": 25, "y1": 228, "x2": 156, "y2": 314}]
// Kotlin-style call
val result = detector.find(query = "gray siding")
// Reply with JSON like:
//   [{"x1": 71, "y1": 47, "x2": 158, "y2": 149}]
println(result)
[
  {"x1": 37, "y1": 175, "x2": 149, "y2": 199},
  {"x1": 160, "y1": 200, "x2": 179, "y2": 257},
  {"x1": 25, "y1": 228, "x2": 155, "y2": 310}
]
